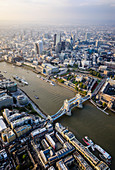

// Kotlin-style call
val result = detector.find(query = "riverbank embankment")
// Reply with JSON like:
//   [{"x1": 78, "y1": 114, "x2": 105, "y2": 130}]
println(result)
[
  {"x1": 19, "y1": 88, "x2": 47, "y2": 119},
  {"x1": 90, "y1": 99, "x2": 109, "y2": 116}
]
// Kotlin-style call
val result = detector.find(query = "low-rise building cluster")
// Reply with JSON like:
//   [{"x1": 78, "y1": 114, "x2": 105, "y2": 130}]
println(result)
[{"x1": 0, "y1": 104, "x2": 111, "y2": 170}]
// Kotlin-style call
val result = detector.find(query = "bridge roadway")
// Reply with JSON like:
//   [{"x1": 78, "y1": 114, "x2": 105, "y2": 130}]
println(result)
[
  {"x1": 49, "y1": 79, "x2": 107, "y2": 121},
  {"x1": 51, "y1": 95, "x2": 90, "y2": 121}
]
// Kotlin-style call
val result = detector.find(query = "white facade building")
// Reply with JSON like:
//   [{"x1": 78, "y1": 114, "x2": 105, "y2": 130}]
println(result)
[
  {"x1": 0, "y1": 116, "x2": 7, "y2": 132},
  {"x1": 42, "y1": 63, "x2": 59, "y2": 75}
]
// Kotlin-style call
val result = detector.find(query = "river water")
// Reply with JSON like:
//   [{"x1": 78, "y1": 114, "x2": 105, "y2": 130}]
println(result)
[{"x1": 0, "y1": 62, "x2": 115, "y2": 169}]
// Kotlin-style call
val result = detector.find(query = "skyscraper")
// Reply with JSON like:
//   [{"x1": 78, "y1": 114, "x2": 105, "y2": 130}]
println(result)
[
  {"x1": 95, "y1": 40, "x2": 99, "y2": 47},
  {"x1": 35, "y1": 40, "x2": 43, "y2": 55},
  {"x1": 85, "y1": 32, "x2": 91, "y2": 41},
  {"x1": 56, "y1": 33, "x2": 61, "y2": 46},
  {"x1": 70, "y1": 36, "x2": 73, "y2": 45},
  {"x1": 54, "y1": 34, "x2": 57, "y2": 46},
  {"x1": 61, "y1": 41, "x2": 65, "y2": 51}
]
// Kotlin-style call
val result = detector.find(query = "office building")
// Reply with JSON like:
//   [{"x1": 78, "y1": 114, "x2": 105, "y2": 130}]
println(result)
[
  {"x1": 14, "y1": 125, "x2": 31, "y2": 137},
  {"x1": 56, "y1": 160, "x2": 68, "y2": 170},
  {"x1": 61, "y1": 41, "x2": 65, "y2": 51},
  {"x1": 42, "y1": 63, "x2": 59, "y2": 75},
  {"x1": 48, "y1": 166, "x2": 55, "y2": 170},
  {"x1": 17, "y1": 95, "x2": 28, "y2": 105},
  {"x1": 35, "y1": 40, "x2": 43, "y2": 55},
  {"x1": 56, "y1": 34, "x2": 61, "y2": 46},
  {"x1": 10, "y1": 116, "x2": 33, "y2": 129},
  {"x1": 0, "y1": 94, "x2": 13, "y2": 109},
  {"x1": 0, "y1": 116, "x2": 7, "y2": 132},
  {"x1": 5, "y1": 112, "x2": 25, "y2": 125},
  {"x1": 0, "y1": 149, "x2": 8, "y2": 161},
  {"x1": 54, "y1": 34, "x2": 57, "y2": 46},
  {"x1": 73, "y1": 151, "x2": 93, "y2": 170},
  {"x1": 45, "y1": 134, "x2": 56, "y2": 149},
  {"x1": 31, "y1": 127, "x2": 47, "y2": 139},
  {"x1": 1, "y1": 128, "x2": 16, "y2": 143},
  {"x1": 55, "y1": 42, "x2": 62, "y2": 53},
  {"x1": 7, "y1": 83, "x2": 17, "y2": 93},
  {"x1": 85, "y1": 32, "x2": 91, "y2": 41}
]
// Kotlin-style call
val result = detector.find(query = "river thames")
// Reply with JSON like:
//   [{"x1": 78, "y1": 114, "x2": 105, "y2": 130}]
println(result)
[{"x1": 0, "y1": 62, "x2": 115, "y2": 169}]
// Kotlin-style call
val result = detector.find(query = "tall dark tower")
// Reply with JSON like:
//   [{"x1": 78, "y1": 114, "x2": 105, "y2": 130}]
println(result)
[
  {"x1": 61, "y1": 41, "x2": 65, "y2": 51},
  {"x1": 35, "y1": 43, "x2": 39, "y2": 54},
  {"x1": 59, "y1": 33, "x2": 61, "y2": 42},
  {"x1": 54, "y1": 34, "x2": 57, "y2": 46}
]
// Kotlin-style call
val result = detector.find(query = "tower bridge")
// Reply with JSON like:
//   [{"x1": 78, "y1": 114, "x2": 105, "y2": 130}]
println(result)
[{"x1": 47, "y1": 94, "x2": 91, "y2": 122}]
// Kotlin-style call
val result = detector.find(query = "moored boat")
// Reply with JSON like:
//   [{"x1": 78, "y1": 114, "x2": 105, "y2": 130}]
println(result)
[
  {"x1": 13, "y1": 75, "x2": 19, "y2": 81},
  {"x1": 37, "y1": 75, "x2": 40, "y2": 78},
  {"x1": 84, "y1": 136, "x2": 94, "y2": 145},
  {"x1": 34, "y1": 96, "x2": 39, "y2": 99},
  {"x1": 99, "y1": 154, "x2": 111, "y2": 165},
  {"x1": 82, "y1": 138, "x2": 90, "y2": 145},
  {"x1": 21, "y1": 79, "x2": 28, "y2": 85},
  {"x1": 94, "y1": 144, "x2": 112, "y2": 161},
  {"x1": 12, "y1": 75, "x2": 28, "y2": 85},
  {"x1": 50, "y1": 82, "x2": 55, "y2": 86},
  {"x1": 84, "y1": 136, "x2": 95, "y2": 151}
]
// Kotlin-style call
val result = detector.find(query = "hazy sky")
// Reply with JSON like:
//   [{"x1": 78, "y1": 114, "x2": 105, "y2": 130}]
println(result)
[{"x1": 0, "y1": 0, "x2": 115, "y2": 24}]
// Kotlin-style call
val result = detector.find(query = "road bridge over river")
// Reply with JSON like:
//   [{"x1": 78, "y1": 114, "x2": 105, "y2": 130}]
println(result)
[{"x1": 47, "y1": 94, "x2": 91, "y2": 121}]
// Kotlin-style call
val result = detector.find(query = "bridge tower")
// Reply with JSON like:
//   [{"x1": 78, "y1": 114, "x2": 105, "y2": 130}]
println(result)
[
  {"x1": 87, "y1": 90, "x2": 92, "y2": 98},
  {"x1": 77, "y1": 97, "x2": 83, "y2": 108},
  {"x1": 76, "y1": 93, "x2": 82, "y2": 99},
  {"x1": 46, "y1": 115, "x2": 53, "y2": 123},
  {"x1": 64, "y1": 99, "x2": 71, "y2": 116}
]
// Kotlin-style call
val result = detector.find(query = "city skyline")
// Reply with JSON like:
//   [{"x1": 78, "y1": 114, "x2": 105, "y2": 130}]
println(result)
[
  {"x1": 0, "y1": 8, "x2": 115, "y2": 169},
  {"x1": 0, "y1": 0, "x2": 115, "y2": 24}
]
